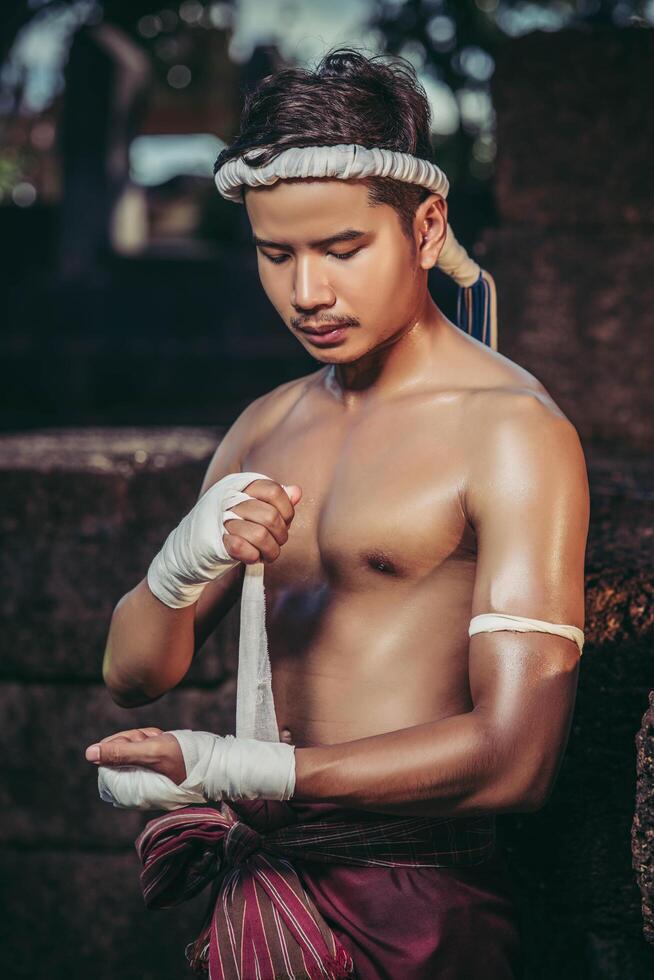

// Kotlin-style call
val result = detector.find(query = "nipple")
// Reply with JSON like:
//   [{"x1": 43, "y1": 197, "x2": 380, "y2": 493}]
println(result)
[{"x1": 280, "y1": 728, "x2": 293, "y2": 744}]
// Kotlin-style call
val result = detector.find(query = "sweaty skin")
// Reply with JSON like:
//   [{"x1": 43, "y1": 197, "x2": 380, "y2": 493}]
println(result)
[{"x1": 96, "y1": 178, "x2": 589, "y2": 819}]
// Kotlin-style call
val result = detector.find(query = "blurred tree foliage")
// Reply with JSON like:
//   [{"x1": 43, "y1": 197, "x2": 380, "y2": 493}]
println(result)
[
  {"x1": 0, "y1": 0, "x2": 651, "y2": 195},
  {"x1": 371, "y1": 0, "x2": 652, "y2": 187}
]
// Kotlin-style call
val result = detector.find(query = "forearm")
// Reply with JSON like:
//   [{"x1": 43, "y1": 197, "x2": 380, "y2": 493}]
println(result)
[
  {"x1": 102, "y1": 578, "x2": 196, "y2": 706},
  {"x1": 293, "y1": 710, "x2": 535, "y2": 818}
]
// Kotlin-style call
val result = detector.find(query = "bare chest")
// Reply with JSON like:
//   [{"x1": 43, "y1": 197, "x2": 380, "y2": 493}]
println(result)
[{"x1": 242, "y1": 401, "x2": 476, "y2": 589}]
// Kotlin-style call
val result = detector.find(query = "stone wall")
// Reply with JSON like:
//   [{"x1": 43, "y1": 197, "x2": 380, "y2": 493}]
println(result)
[{"x1": 0, "y1": 430, "x2": 240, "y2": 980}]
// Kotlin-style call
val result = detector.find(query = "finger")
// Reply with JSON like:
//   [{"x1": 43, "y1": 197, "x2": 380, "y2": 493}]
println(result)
[
  {"x1": 285, "y1": 485, "x2": 302, "y2": 507},
  {"x1": 86, "y1": 735, "x2": 131, "y2": 762},
  {"x1": 223, "y1": 520, "x2": 281, "y2": 563},
  {"x1": 92, "y1": 736, "x2": 163, "y2": 768},
  {"x1": 242, "y1": 479, "x2": 297, "y2": 525},
  {"x1": 224, "y1": 498, "x2": 288, "y2": 545},
  {"x1": 222, "y1": 531, "x2": 262, "y2": 565},
  {"x1": 98, "y1": 727, "x2": 163, "y2": 745}
]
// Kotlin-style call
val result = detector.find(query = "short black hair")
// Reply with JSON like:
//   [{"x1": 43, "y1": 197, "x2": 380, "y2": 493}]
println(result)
[{"x1": 215, "y1": 48, "x2": 435, "y2": 239}]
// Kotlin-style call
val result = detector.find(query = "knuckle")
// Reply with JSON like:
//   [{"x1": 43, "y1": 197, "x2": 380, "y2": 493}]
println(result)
[
  {"x1": 224, "y1": 533, "x2": 245, "y2": 558},
  {"x1": 226, "y1": 534, "x2": 258, "y2": 564},
  {"x1": 272, "y1": 509, "x2": 286, "y2": 531},
  {"x1": 250, "y1": 524, "x2": 268, "y2": 546},
  {"x1": 245, "y1": 479, "x2": 274, "y2": 500},
  {"x1": 105, "y1": 744, "x2": 122, "y2": 765},
  {"x1": 263, "y1": 542, "x2": 281, "y2": 563}
]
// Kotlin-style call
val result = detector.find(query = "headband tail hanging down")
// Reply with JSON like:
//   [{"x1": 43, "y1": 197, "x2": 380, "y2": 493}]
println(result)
[
  {"x1": 438, "y1": 224, "x2": 498, "y2": 351},
  {"x1": 214, "y1": 144, "x2": 498, "y2": 351}
]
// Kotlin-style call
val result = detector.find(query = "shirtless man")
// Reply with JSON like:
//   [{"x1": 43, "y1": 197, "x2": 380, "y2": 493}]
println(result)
[{"x1": 85, "y1": 50, "x2": 589, "y2": 979}]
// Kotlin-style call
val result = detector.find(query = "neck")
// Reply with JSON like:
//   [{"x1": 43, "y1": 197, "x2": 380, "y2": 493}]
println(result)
[{"x1": 326, "y1": 295, "x2": 449, "y2": 407}]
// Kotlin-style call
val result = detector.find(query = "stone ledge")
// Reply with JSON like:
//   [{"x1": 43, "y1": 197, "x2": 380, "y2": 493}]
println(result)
[{"x1": 0, "y1": 426, "x2": 220, "y2": 473}]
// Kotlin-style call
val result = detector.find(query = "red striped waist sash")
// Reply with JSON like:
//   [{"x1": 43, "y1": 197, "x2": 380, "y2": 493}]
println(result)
[{"x1": 135, "y1": 800, "x2": 496, "y2": 979}]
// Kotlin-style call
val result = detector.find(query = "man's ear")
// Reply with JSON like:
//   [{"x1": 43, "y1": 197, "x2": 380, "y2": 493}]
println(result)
[{"x1": 414, "y1": 194, "x2": 448, "y2": 270}]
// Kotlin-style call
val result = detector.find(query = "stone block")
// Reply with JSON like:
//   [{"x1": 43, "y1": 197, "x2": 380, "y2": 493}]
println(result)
[
  {"x1": 0, "y1": 428, "x2": 239, "y2": 683},
  {"x1": 479, "y1": 228, "x2": 654, "y2": 451},
  {"x1": 633, "y1": 692, "x2": 654, "y2": 945}
]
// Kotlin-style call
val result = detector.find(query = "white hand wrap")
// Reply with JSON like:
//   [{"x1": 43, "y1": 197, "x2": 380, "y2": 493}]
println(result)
[
  {"x1": 98, "y1": 730, "x2": 296, "y2": 811},
  {"x1": 146, "y1": 470, "x2": 273, "y2": 608}
]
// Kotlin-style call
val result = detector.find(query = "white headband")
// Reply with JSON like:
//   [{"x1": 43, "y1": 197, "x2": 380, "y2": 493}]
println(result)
[
  {"x1": 214, "y1": 142, "x2": 497, "y2": 348},
  {"x1": 214, "y1": 143, "x2": 450, "y2": 202}
]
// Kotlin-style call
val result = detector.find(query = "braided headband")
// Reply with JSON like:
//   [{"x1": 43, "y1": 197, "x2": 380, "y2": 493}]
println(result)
[{"x1": 214, "y1": 143, "x2": 497, "y2": 349}]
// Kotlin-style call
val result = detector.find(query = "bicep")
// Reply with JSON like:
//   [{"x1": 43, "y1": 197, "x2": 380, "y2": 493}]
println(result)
[
  {"x1": 467, "y1": 401, "x2": 589, "y2": 629},
  {"x1": 464, "y1": 399, "x2": 589, "y2": 803}
]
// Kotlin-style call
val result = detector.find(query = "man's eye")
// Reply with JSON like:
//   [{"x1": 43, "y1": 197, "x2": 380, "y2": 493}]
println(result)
[
  {"x1": 329, "y1": 248, "x2": 361, "y2": 261},
  {"x1": 262, "y1": 248, "x2": 361, "y2": 264}
]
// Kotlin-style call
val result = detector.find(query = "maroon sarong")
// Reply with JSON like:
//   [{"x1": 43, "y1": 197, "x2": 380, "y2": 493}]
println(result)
[{"x1": 135, "y1": 798, "x2": 516, "y2": 979}]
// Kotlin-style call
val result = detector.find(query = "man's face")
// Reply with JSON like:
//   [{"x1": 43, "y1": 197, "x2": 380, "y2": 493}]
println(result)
[{"x1": 245, "y1": 178, "x2": 431, "y2": 364}]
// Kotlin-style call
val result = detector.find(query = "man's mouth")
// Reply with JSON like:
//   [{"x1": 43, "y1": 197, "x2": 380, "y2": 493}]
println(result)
[
  {"x1": 296, "y1": 322, "x2": 352, "y2": 346},
  {"x1": 298, "y1": 323, "x2": 348, "y2": 335}
]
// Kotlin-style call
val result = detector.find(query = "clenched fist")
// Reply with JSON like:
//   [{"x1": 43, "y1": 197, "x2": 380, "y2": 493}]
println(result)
[
  {"x1": 147, "y1": 471, "x2": 302, "y2": 609},
  {"x1": 223, "y1": 478, "x2": 302, "y2": 565}
]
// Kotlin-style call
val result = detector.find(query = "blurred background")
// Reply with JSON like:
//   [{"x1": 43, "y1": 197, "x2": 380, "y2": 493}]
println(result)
[{"x1": 1, "y1": 2, "x2": 653, "y2": 978}]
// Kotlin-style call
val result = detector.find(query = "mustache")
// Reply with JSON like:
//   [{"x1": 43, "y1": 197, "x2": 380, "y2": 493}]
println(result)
[{"x1": 290, "y1": 314, "x2": 360, "y2": 329}]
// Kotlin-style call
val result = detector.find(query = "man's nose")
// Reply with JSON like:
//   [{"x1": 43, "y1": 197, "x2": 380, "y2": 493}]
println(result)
[{"x1": 292, "y1": 255, "x2": 335, "y2": 311}]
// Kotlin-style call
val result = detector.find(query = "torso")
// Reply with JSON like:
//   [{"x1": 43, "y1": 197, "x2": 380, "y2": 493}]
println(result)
[{"x1": 241, "y1": 324, "x2": 555, "y2": 747}]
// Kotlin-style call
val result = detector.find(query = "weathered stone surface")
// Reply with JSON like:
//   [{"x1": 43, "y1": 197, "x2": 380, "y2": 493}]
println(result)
[
  {"x1": 0, "y1": 681, "x2": 236, "y2": 848},
  {"x1": 0, "y1": 427, "x2": 219, "y2": 472},
  {"x1": 0, "y1": 849, "x2": 210, "y2": 980},
  {"x1": 586, "y1": 450, "x2": 654, "y2": 571},
  {"x1": 633, "y1": 692, "x2": 654, "y2": 945},
  {"x1": 493, "y1": 29, "x2": 654, "y2": 226},
  {"x1": 0, "y1": 427, "x2": 240, "y2": 683},
  {"x1": 479, "y1": 228, "x2": 654, "y2": 451}
]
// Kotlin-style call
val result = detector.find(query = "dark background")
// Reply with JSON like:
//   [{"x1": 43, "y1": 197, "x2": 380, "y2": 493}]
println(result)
[{"x1": 1, "y1": 2, "x2": 653, "y2": 978}]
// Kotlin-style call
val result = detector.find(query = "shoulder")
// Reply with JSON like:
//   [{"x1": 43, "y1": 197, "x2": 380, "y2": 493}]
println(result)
[
  {"x1": 198, "y1": 370, "x2": 323, "y2": 493},
  {"x1": 239, "y1": 368, "x2": 324, "y2": 441},
  {"x1": 467, "y1": 382, "x2": 582, "y2": 455},
  {"x1": 449, "y1": 326, "x2": 579, "y2": 443},
  {"x1": 463, "y1": 383, "x2": 589, "y2": 523}
]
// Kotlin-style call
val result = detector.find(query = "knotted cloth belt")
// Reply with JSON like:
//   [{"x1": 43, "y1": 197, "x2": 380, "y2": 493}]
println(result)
[{"x1": 135, "y1": 799, "x2": 496, "y2": 979}]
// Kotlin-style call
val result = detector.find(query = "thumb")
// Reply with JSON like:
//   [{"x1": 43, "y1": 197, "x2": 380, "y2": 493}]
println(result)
[
  {"x1": 283, "y1": 484, "x2": 302, "y2": 507},
  {"x1": 85, "y1": 738, "x2": 148, "y2": 768}
]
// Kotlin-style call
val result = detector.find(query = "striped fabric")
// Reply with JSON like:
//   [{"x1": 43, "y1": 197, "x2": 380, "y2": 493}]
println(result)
[
  {"x1": 135, "y1": 800, "x2": 496, "y2": 979},
  {"x1": 456, "y1": 269, "x2": 498, "y2": 351}
]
